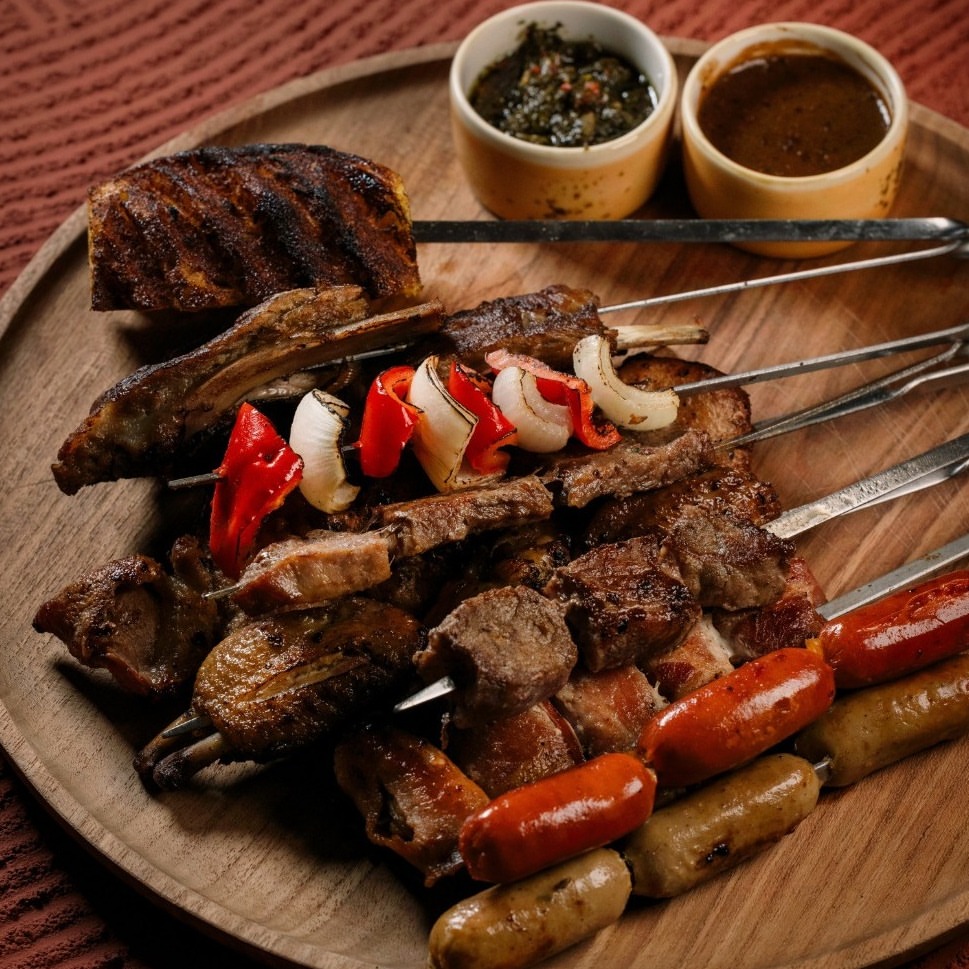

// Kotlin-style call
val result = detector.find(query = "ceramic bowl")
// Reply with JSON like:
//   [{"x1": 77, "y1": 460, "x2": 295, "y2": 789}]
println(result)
[
  {"x1": 449, "y1": 1, "x2": 678, "y2": 220},
  {"x1": 680, "y1": 22, "x2": 909, "y2": 257}
]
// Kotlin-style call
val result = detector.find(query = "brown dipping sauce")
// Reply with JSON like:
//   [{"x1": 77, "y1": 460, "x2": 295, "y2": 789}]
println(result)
[{"x1": 697, "y1": 48, "x2": 891, "y2": 177}]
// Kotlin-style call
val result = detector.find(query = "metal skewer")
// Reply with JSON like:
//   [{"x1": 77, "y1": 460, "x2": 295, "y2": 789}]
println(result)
[{"x1": 394, "y1": 435, "x2": 969, "y2": 714}]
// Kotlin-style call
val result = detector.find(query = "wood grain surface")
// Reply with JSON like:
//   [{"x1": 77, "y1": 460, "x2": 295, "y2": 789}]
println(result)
[{"x1": 1, "y1": 42, "x2": 968, "y2": 969}]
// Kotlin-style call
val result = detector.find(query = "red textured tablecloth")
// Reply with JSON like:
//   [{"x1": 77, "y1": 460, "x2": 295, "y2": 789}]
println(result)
[{"x1": 1, "y1": 1, "x2": 967, "y2": 967}]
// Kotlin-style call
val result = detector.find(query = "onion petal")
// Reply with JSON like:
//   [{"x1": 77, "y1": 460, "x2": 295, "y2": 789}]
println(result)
[
  {"x1": 289, "y1": 390, "x2": 360, "y2": 512},
  {"x1": 491, "y1": 366, "x2": 571, "y2": 452},
  {"x1": 408, "y1": 356, "x2": 496, "y2": 492},
  {"x1": 573, "y1": 335, "x2": 680, "y2": 430}
]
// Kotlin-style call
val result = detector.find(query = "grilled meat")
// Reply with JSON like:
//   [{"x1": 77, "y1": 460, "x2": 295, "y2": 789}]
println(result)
[
  {"x1": 444, "y1": 700, "x2": 584, "y2": 798},
  {"x1": 88, "y1": 144, "x2": 421, "y2": 312},
  {"x1": 644, "y1": 615, "x2": 736, "y2": 701},
  {"x1": 375, "y1": 474, "x2": 554, "y2": 558},
  {"x1": 427, "y1": 285, "x2": 609, "y2": 371},
  {"x1": 545, "y1": 534, "x2": 702, "y2": 672},
  {"x1": 333, "y1": 725, "x2": 488, "y2": 886},
  {"x1": 618, "y1": 355, "x2": 754, "y2": 468},
  {"x1": 539, "y1": 426, "x2": 713, "y2": 509},
  {"x1": 713, "y1": 556, "x2": 826, "y2": 660},
  {"x1": 33, "y1": 535, "x2": 225, "y2": 698},
  {"x1": 53, "y1": 288, "x2": 443, "y2": 494},
  {"x1": 552, "y1": 665, "x2": 666, "y2": 758},
  {"x1": 582, "y1": 465, "x2": 781, "y2": 549},
  {"x1": 136, "y1": 596, "x2": 423, "y2": 788},
  {"x1": 230, "y1": 529, "x2": 396, "y2": 615},
  {"x1": 415, "y1": 586, "x2": 577, "y2": 729}
]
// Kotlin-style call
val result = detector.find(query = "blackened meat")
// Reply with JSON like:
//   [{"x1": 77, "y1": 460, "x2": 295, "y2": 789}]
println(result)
[
  {"x1": 545, "y1": 535, "x2": 701, "y2": 672},
  {"x1": 88, "y1": 144, "x2": 421, "y2": 312},
  {"x1": 33, "y1": 535, "x2": 224, "y2": 697},
  {"x1": 415, "y1": 585, "x2": 577, "y2": 728},
  {"x1": 428, "y1": 285, "x2": 609, "y2": 371}
]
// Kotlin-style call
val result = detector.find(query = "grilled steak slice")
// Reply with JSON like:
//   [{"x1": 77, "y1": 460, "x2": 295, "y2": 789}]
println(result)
[
  {"x1": 662, "y1": 504, "x2": 792, "y2": 610},
  {"x1": 545, "y1": 535, "x2": 701, "y2": 672},
  {"x1": 618, "y1": 355, "x2": 754, "y2": 468},
  {"x1": 53, "y1": 288, "x2": 443, "y2": 493},
  {"x1": 553, "y1": 665, "x2": 666, "y2": 757},
  {"x1": 334, "y1": 725, "x2": 489, "y2": 886},
  {"x1": 232, "y1": 529, "x2": 396, "y2": 615},
  {"x1": 190, "y1": 597, "x2": 423, "y2": 759},
  {"x1": 416, "y1": 585, "x2": 577, "y2": 728},
  {"x1": 713, "y1": 556, "x2": 827, "y2": 660},
  {"x1": 33, "y1": 536, "x2": 224, "y2": 698},
  {"x1": 427, "y1": 284, "x2": 609, "y2": 371},
  {"x1": 375, "y1": 474, "x2": 554, "y2": 557},
  {"x1": 88, "y1": 144, "x2": 421, "y2": 311},
  {"x1": 583, "y1": 466, "x2": 782, "y2": 548},
  {"x1": 539, "y1": 426, "x2": 713, "y2": 509},
  {"x1": 445, "y1": 701, "x2": 584, "y2": 797}
]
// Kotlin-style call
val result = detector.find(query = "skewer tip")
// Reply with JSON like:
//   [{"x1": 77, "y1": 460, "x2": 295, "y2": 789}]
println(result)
[{"x1": 393, "y1": 675, "x2": 457, "y2": 713}]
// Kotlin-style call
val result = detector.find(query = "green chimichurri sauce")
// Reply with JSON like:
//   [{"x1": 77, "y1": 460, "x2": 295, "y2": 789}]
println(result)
[{"x1": 469, "y1": 23, "x2": 658, "y2": 148}]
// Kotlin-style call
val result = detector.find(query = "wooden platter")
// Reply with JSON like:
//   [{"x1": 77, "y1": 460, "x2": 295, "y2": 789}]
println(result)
[{"x1": 1, "y1": 39, "x2": 968, "y2": 969}]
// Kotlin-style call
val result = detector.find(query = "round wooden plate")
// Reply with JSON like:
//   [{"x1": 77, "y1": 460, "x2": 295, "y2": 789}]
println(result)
[{"x1": 1, "y1": 40, "x2": 968, "y2": 969}]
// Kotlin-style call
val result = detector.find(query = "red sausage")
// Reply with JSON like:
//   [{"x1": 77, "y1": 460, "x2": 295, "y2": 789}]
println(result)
[
  {"x1": 637, "y1": 647, "x2": 835, "y2": 789},
  {"x1": 809, "y1": 570, "x2": 969, "y2": 688},
  {"x1": 458, "y1": 752, "x2": 656, "y2": 883}
]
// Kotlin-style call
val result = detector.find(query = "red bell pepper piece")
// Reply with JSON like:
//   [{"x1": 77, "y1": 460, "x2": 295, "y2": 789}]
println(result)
[
  {"x1": 353, "y1": 365, "x2": 420, "y2": 478},
  {"x1": 485, "y1": 349, "x2": 621, "y2": 450},
  {"x1": 446, "y1": 361, "x2": 518, "y2": 474},
  {"x1": 209, "y1": 403, "x2": 303, "y2": 579}
]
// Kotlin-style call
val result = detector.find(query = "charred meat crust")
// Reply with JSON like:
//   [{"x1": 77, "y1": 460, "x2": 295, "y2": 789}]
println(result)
[
  {"x1": 88, "y1": 144, "x2": 421, "y2": 311},
  {"x1": 52, "y1": 288, "x2": 444, "y2": 493}
]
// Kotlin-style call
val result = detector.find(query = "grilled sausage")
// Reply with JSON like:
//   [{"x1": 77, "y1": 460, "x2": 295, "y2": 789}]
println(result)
[
  {"x1": 637, "y1": 647, "x2": 835, "y2": 788},
  {"x1": 459, "y1": 752, "x2": 656, "y2": 883},
  {"x1": 809, "y1": 570, "x2": 969, "y2": 688},
  {"x1": 795, "y1": 650, "x2": 969, "y2": 786},
  {"x1": 428, "y1": 847, "x2": 631, "y2": 969},
  {"x1": 622, "y1": 753, "x2": 820, "y2": 897}
]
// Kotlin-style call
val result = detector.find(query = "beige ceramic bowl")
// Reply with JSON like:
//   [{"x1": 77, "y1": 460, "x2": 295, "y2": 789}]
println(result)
[
  {"x1": 680, "y1": 22, "x2": 909, "y2": 257},
  {"x1": 449, "y1": 1, "x2": 678, "y2": 220}
]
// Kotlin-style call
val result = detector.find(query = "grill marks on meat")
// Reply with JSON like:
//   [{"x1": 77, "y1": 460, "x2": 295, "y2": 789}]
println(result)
[
  {"x1": 88, "y1": 144, "x2": 421, "y2": 312},
  {"x1": 427, "y1": 285, "x2": 609, "y2": 371},
  {"x1": 136, "y1": 596, "x2": 424, "y2": 788},
  {"x1": 415, "y1": 586, "x2": 577, "y2": 728},
  {"x1": 333, "y1": 726, "x2": 489, "y2": 887},
  {"x1": 52, "y1": 288, "x2": 443, "y2": 494},
  {"x1": 375, "y1": 475, "x2": 554, "y2": 558},
  {"x1": 33, "y1": 536, "x2": 224, "y2": 698},
  {"x1": 231, "y1": 529, "x2": 396, "y2": 615},
  {"x1": 538, "y1": 427, "x2": 713, "y2": 509},
  {"x1": 545, "y1": 536, "x2": 701, "y2": 672}
]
